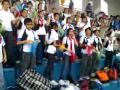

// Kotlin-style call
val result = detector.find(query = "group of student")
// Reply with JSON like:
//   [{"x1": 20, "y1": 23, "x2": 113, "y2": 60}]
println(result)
[{"x1": 0, "y1": 0, "x2": 120, "y2": 89}]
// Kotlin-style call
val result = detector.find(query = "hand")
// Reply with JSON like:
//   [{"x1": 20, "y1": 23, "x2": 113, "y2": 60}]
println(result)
[
  {"x1": 3, "y1": 57, "x2": 7, "y2": 63},
  {"x1": 25, "y1": 40, "x2": 33, "y2": 44}
]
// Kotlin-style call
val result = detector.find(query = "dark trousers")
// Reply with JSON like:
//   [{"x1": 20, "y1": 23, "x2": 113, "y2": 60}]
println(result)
[
  {"x1": 105, "y1": 51, "x2": 113, "y2": 68},
  {"x1": 44, "y1": 53, "x2": 55, "y2": 80},
  {"x1": 60, "y1": 54, "x2": 72, "y2": 80},
  {"x1": 36, "y1": 35, "x2": 45, "y2": 62},
  {"x1": 91, "y1": 52, "x2": 99, "y2": 73},
  {"x1": 80, "y1": 54, "x2": 92, "y2": 77},
  {"x1": 3, "y1": 31, "x2": 16, "y2": 67},
  {"x1": 20, "y1": 52, "x2": 36, "y2": 73}
]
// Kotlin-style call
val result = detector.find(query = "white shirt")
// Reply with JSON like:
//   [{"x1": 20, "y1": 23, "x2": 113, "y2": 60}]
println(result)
[
  {"x1": 63, "y1": 23, "x2": 75, "y2": 31},
  {"x1": 36, "y1": 19, "x2": 46, "y2": 35},
  {"x1": 0, "y1": 9, "x2": 15, "y2": 31},
  {"x1": 91, "y1": 35, "x2": 103, "y2": 52},
  {"x1": 45, "y1": 29, "x2": 59, "y2": 54},
  {"x1": 23, "y1": 29, "x2": 39, "y2": 52},
  {"x1": 104, "y1": 37, "x2": 114, "y2": 51},
  {"x1": 17, "y1": 17, "x2": 26, "y2": 39},
  {"x1": 63, "y1": 36, "x2": 75, "y2": 56},
  {"x1": 0, "y1": 35, "x2": 5, "y2": 63},
  {"x1": 62, "y1": 13, "x2": 71, "y2": 25},
  {"x1": 80, "y1": 36, "x2": 93, "y2": 54}
]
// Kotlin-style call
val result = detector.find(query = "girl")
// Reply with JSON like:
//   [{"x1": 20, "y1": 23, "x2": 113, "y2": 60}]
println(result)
[
  {"x1": 60, "y1": 28, "x2": 78, "y2": 82},
  {"x1": 44, "y1": 22, "x2": 60, "y2": 80}
]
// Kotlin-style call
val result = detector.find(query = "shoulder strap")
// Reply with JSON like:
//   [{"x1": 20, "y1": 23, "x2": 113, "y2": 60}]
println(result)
[{"x1": 21, "y1": 30, "x2": 27, "y2": 41}]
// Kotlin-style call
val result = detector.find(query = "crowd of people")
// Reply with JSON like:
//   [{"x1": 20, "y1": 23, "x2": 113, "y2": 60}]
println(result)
[{"x1": 0, "y1": 0, "x2": 120, "y2": 89}]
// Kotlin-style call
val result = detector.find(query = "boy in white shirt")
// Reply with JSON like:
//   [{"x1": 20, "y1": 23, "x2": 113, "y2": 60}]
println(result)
[
  {"x1": 0, "y1": 34, "x2": 7, "y2": 90},
  {"x1": 17, "y1": 18, "x2": 40, "y2": 73}
]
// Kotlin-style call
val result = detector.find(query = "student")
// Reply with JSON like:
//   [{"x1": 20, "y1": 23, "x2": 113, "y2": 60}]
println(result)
[
  {"x1": 91, "y1": 28, "x2": 103, "y2": 76},
  {"x1": 104, "y1": 34, "x2": 115, "y2": 68},
  {"x1": 16, "y1": 8, "x2": 28, "y2": 61},
  {"x1": 63, "y1": 17, "x2": 74, "y2": 36},
  {"x1": 17, "y1": 18, "x2": 40, "y2": 73},
  {"x1": 79, "y1": 27, "x2": 93, "y2": 79},
  {"x1": 35, "y1": 10, "x2": 50, "y2": 62},
  {"x1": 0, "y1": 0, "x2": 19, "y2": 67},
  {"x1": 0, "y1": 34, "x2": 7, "y2": 90},
  {"x1": 60, "y1": 28, "x2": 78, "y2": 82},
  {"x1": 44, "y1": 22, "x2": 59, "y2": 80}
]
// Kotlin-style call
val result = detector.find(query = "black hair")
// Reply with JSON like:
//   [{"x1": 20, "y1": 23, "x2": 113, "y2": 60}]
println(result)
[
  {"x1": 48, "y1": 22, "x2": 58, "y2": 39},
  {"x1": 27, "y1": 1, "x2": 32, "y2": 5},
  {"x1": 66, "y1": 17, "x2": 71, "y2": 23},
  {"x1": 20, "y1": 8, "x2": 27, "y2": 13},
  {"x1": 85, "y1": 27, "x2": 91, "y2": 32},
  {"x1": 66, "y1": 28, "x2": 73, "y2": 36},
  {"x1": 2, "y1": 0, "x2": 10, "y2": 5},
  {"x1": 54, "y1": 13, "x2": 59, "y2": 17},
  {"x1": 24, "y1": 18, "x2": 32, "y2": 25}
]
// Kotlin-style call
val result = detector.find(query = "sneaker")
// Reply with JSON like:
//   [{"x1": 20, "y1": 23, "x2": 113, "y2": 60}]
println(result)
[
  {"x1": 59, "y1": 80, "x2": 65, "y2": 85},
  {"x1": 50, "y1": 80, "x2": 58, "y2": 86}
]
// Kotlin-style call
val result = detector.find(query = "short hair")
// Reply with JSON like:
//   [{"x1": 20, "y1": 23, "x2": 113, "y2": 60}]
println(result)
[
  {"x1": 2, "y1": 0, "x2": 10, "y2": 5},
  {"x1": 66, "y1": 28, "x2": 74, "y2": 36},
  {"x1": 24, "y1": 18, "x2": 32, "y2": 25},
  {"x1": 85, "y1": 27, "x2": 91, "y2": 32},
  {"x1": 54, "y1": 13, "x2": 59, "y2": 17},
  {"x1": 50, "y1": 22, "x2": 58, "y2": 29},
  {"x1": 27, "y1": 1, "x2": 32, "y2": 5}
]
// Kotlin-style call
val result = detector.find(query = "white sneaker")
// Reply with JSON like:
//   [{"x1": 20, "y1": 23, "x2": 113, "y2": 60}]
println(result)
[
  {"x1": 50, "y1": 80, "x2": 58, "y2": 86},
  {"x1": 59, "y1": 80, "x2": 65, "y2": 85}
]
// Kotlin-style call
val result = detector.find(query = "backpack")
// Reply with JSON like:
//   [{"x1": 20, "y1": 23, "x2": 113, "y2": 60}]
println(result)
[
  {"x1": 79, "y1": 79, "x2": 89, "y2": 90},
  {"x1": 108, "y1": 68, "x2": 118, "y2": 80},
  {"x1": 96, "y1": 70, "x2": 109, "y2": 82}
]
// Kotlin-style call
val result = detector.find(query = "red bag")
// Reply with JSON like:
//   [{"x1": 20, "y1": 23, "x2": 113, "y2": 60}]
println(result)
[
  {"x1": 108, "y1": 68, "x2": 118, "y2": 80},
  {"x1": 70, "y1": 52, "x2": 76, "y2": 63}
]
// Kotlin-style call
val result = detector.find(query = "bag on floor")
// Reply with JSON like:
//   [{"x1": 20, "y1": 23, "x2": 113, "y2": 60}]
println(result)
[
  {"x1": 96, "y1": 70, "x2": 109, "y2": 82},
  {"x1": 17, "y1": 69, "x2": 52, "y2": 90},
  {"x1": 79, "y1": 79, "x2": 89, "y2": 90},
  {"x1": 108, "y1": 68, "x2": 118, "y2": 80}
]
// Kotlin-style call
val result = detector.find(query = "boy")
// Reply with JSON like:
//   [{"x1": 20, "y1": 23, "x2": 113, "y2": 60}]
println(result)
[
  {"x1": 17, "y1": 18, "x2": 40, "y2": 73},
  {"x1": 0, "y1": 34, "x2": 7, "y2": 90}
]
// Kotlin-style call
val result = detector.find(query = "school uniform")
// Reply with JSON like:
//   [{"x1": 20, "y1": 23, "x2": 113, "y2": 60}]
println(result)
[
  {"x1": 104, "y1": 37, "x2": 114, "y2": 68},
  {"x1": 20, "y1": 29, "x2": 39, "y2": 73},
  {"x1": 36, "y1": 18, "x2": 46, "y2": 61},
  {"x1": 79, "y1": 36, "x2": 93, "y2": 77},
  {"x1": 91, "y1": 35, "x2": 103, "y2": 73},
  {"x1": 63, "y1": 23, "x2": 75, "y2": 36},
  {"x1": 60, "y1": 36, "x2": 76, "y2": 81},
  {"x1": 44, "y1": 29, "x2": 59, "y2": 80},
  {"x1": 0, "y1": 9, "x2": 16, "y2": 67}
]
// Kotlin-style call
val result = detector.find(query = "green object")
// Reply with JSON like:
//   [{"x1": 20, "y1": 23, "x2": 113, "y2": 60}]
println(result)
[{"x1": 0, "y1": 20, "x2": 5, "y2": 34}]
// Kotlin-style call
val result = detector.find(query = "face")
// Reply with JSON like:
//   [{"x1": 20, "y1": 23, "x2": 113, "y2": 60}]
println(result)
[
  {"x1": 25, "y1": 22, "x2": 33, "y2": 30},
  {"x1": 52, "y1": 8, "x2": 57, "y2": 13},
  {"x1": 95, "y1": 30, "x2": 100, "y2": 36},
  {"x1": 21, "y1": 10, "x2": 28, "y2": 18},
  {"x1": 68, "y1": 29, "x2": 74, "y2": 36},
  {"x1": 38, "y1": 11, "x2": 43, "y2": 18},
  {"x1": 83, "y1": 17, "x2": 87, "y2": 23},
  {"x1": 67, "y1": 18, "x2": 72, "y2": 23},
  {"x1": 85, "y1": 29, "x2": 91, "y2": 36},
  {"x1": 54, "y1": 14, "x2": 59, "y2": 21},
  {"x1": 3, "y1": 1, "x2": 10, "y2": 10}
]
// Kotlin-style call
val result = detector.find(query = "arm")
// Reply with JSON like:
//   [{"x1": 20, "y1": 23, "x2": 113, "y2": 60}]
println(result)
[
  {"x1": 2, "y1": 47, "x2": 7, "y2": 63},
  {"x1": 17, "y1": 40, "x2": 33, "y2": 45}
]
